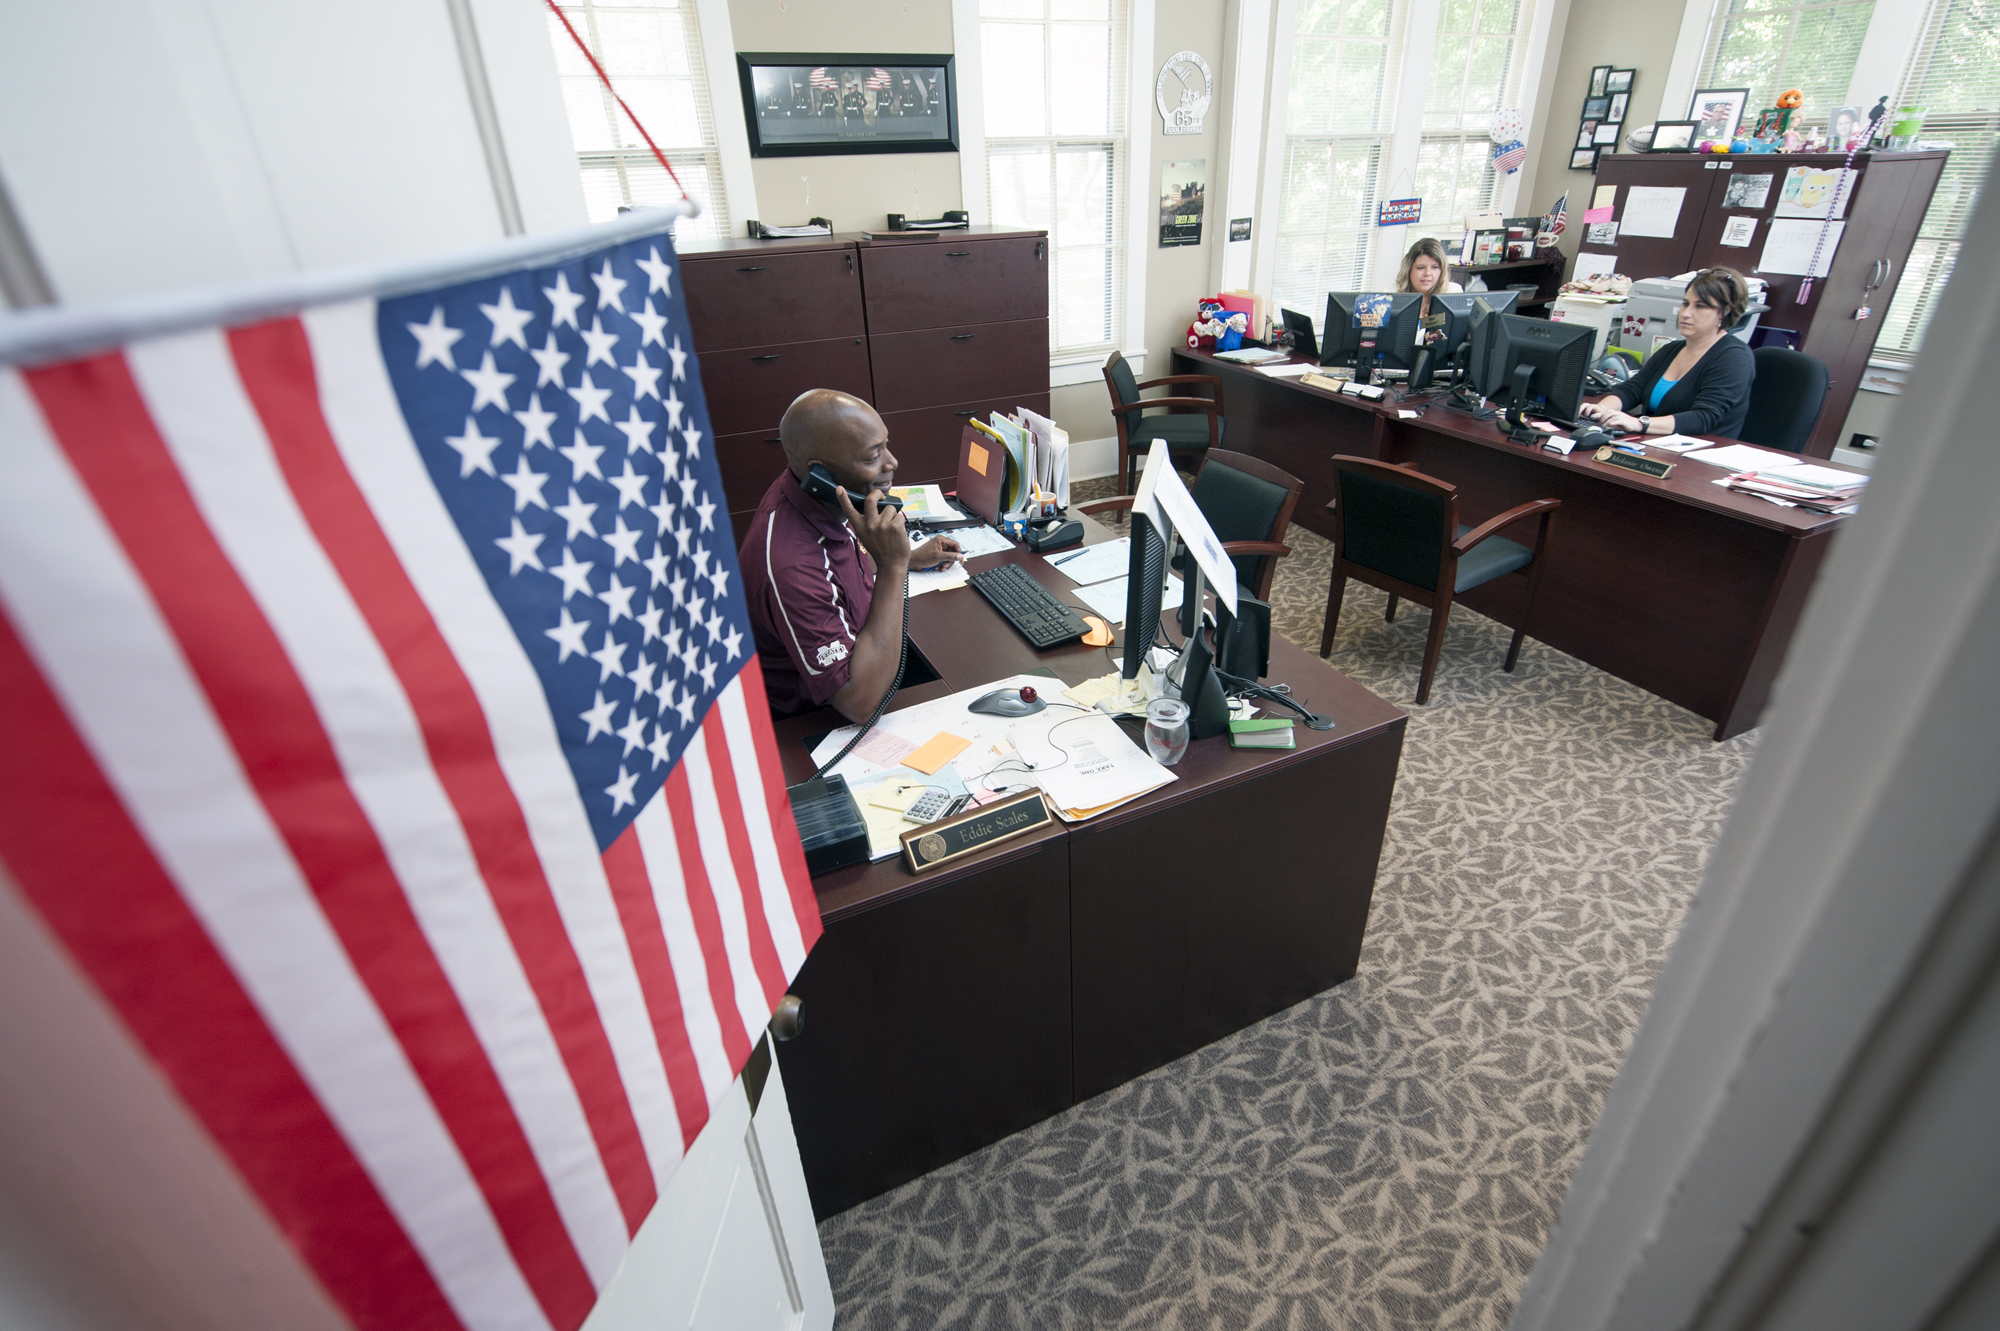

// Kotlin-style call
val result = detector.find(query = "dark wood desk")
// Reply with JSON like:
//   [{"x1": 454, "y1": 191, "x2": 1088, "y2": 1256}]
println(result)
[
  {"x1": 772, "y1": 523, "x2": 1406, "y2": 1216},
  {"x1": 1178, "y1": 348, "x2": 1852, "y2": 739}
]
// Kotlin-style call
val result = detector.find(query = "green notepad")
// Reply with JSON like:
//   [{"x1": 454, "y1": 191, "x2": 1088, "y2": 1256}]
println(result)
[{"x1": 1228, "y1": 718, "x2": 1296, "y2": 750}]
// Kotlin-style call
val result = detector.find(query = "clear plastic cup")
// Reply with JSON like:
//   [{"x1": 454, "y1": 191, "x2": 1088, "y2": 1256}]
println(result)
[{"x1": 1144, "y1": 697, "x2": 1191, "y2": 766}]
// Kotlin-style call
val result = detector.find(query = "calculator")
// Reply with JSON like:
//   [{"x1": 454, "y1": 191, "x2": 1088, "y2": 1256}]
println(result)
[{"x1": 903, "y1": 789, "x2": 954, "y2": 823}]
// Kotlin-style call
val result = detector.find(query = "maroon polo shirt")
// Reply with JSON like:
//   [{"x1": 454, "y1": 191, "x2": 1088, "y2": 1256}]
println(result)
[{"x1": 739, "y1": 469, "x2": 877, "y2": 716}]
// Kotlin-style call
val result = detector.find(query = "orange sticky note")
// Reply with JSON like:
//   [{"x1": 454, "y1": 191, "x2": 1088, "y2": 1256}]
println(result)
[
  {"x1": 967, "y1": 442, "x2": 989, "y2": 477},
  {"x1": 904, "y1": 732, "x2": 972, "y2": 775}
]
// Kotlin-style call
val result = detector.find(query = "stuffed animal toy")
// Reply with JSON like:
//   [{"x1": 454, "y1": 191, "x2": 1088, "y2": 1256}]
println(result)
[
  {"x1": 1186, "y1": 298, "x2": 1230, "y2": 350},
  {"x1": 1218, "y1": 311, "x2": 1249, "y2": 351},
  {"x1": 1777, "y1": 88, "x2": 1804, "y2": 110}
]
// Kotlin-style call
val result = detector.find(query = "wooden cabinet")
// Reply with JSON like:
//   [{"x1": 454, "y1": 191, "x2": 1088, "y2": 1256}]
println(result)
[
  {"x1": 679, "y1": 228, "x2": 1050, "y2": 530},
  {"x1": 1577, "y1": 150, "x2": 1946, "y2": 458}
]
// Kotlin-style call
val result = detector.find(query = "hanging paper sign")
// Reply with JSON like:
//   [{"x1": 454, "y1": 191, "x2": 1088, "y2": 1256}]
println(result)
[{"x1": 1377, "y1": 198, "x2": 1423, "y2": 226}]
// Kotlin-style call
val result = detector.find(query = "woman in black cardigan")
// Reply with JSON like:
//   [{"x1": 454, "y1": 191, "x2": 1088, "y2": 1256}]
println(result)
[{"x1": 1581, "y1": 267, "x2": 1756, "y2": 439}]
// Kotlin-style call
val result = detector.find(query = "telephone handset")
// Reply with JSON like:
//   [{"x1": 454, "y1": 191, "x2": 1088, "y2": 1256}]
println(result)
[{"x1": 803, "y1": 462, "x2": 903, "y2": 516}]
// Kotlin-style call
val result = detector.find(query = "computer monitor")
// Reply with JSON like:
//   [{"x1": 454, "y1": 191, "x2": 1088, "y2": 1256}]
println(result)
[
  {"x1": 1119, "y1": 443, "x2": 1234, "y2": 739},
  {"x1": 1475, "y1": 313, "x2": 1596, "y2": 424},
  {"x1": 1415, "y1": 290, "x2": 1521, "y2": 388},
  {"x1": 1321, "y1": 292, "x2": 1422, "y2": 374},
  {"x1": 1280, "y1": 307, "x2": 1319, "y2": 361}
]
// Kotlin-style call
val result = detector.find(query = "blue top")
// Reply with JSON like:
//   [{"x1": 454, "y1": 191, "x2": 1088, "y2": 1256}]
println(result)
[
  {"x1": 1650, "y1": 376, "x2": 1678, "y2": 411},
  {"x1": 1612, "y1": 336, "x2": 1756, "y2": 438}
]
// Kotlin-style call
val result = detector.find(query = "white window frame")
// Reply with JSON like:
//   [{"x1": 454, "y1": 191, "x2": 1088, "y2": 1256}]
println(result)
[
  {"x1": 955, "y1": 0, "x2": 1155, "y2": 387},
  {"x1": 1250, "y1": 0, "x2": 1563, "y2": 302},
  {"x1": 548, "y1": 0, "x2": 759, "y2": 238}
]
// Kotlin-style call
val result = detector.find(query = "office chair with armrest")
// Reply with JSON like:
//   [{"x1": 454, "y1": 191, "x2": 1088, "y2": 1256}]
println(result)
[
  {"x1": 1079, "y1": 449, "x2": 1301, "y2": 601},
  {"x1": 1104, "y1": 350, "x2": 1226, "y2": 494},
  {"x1": 1322, "y1": 455, "x2": 1558, "y2": 705},
  {"x1": 1739, "y1": 347, "x2": 1830, "y2": 454}
]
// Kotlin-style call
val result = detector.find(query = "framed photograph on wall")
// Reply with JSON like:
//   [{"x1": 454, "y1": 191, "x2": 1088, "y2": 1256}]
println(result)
[
  {"x1": 1607, "y1": 68, "x2": 1634, "y2": 94},
  {"x1": 1649, "y1": 121, "x2": 1699, "y2": 152},
  {"x1": 1593, "y1": 122, "x2": 1621, "y2": 145},
  {"x1": 1589, "y1": 65, "x2": 1611, "y2": 98},
  {"x1": 1584, "y1": 96, "x2": 1611, "y2": 120},
  {"x1": 1571, "y1": 147, "x2": 1601, "y2": 171},
  {"x1": 1577, "y1": 120, "x2": 1599, "y2": 148},
  {"x1": 1608, "y1": 92, "x2": 1629, "y2": 124},
  {"x1": 1688, "y1": 87, "x2": 1751, "y2": 144},
  {"x1": 737, "y1": 52, "x2": 958, "y2": 157}
]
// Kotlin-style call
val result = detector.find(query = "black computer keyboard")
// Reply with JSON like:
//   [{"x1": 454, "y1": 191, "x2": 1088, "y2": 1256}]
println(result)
[{"x1": 968, "y1": 563, "x2": 1092, "y2": 650}]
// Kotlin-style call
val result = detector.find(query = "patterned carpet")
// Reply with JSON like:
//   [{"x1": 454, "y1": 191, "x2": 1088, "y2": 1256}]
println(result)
[{"x1": 814, "y1": 475, "x2": 1759, "y2": 1330}]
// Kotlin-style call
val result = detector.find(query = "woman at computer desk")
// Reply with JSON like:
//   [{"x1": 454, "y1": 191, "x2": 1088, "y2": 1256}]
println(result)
[
  {"x1": 1397, "y1": 238, "x2": 1462, "y2": 347},
  {"x1": 1580, "y1": 266, "x2": 1755, "y2": 440}
]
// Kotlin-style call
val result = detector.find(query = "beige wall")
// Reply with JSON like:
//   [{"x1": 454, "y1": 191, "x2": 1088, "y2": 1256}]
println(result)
[
  {"x1": 1518, "y1": 0, "x2": 1693, "y2": 272},
  {"x1": 723, "y1": 0, "x2": 962, "y2": 230}
]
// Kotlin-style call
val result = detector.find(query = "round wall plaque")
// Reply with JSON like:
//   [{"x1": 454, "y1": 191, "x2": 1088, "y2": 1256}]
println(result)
[{"x1": 1156, "y1": 51, "x2": 1214, "y2": 136}]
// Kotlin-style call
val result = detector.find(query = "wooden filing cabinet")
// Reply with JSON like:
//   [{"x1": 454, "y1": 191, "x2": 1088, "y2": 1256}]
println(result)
[
  {"x1": 679, "y1": 228, "x2": 1051, "y2": 532},
  {"x1": 1577, "y1": 150, "x2": 1945, "y2": 459},
  {"x1": 857, "y1": 231, "x2": 1050, "y2": 489}
]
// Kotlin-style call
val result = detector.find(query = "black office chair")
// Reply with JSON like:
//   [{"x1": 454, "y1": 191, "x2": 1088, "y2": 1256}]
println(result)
[
  {"x1": 1739, "y1": 347, "x2": 1830, "y2": 453},
  {"x1": 1103, "y1": 350, "x2": 1225, "y2": 494},
  {"x1": 1322, "y1": 456, "x2": 1558, "y2": 705},
  {"x1": 1079, "y1": 448, "x2": 1301, "y2": 602}
]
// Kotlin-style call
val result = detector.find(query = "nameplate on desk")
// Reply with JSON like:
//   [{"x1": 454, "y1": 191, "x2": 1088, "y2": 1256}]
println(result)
[
  {"x1": 1594, "y1": 446, "x2": 1675, "y2": 479},
  {"x1": 901, "y1": 789, "x2": 1053, "y2": 874},
  {"x1": 1298, "y1": 371, "x2": 1350, "y2": 393}
]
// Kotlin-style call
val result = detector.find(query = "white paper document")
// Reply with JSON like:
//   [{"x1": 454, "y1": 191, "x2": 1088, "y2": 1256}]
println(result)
[
  {"x1": 1685, "y1": 443, "x2": 1815, "y2": 472},
  {"x1": 1720, "y1": 216, "x2": 1758, "y2": 248},
  {"x1": 1046, "y1": 537, "x2": 1133, "y2": 587},
  {"x1": 810, "y1": 672, "x2": 1064, "y2": 784},
  {"x1": 907, "y1": 564, "x2": 971, "y2": 597},
  {"x1": 1257, "y1": 361, "x2": 1317, "y2": 378},
  {"x1": 1758, "y1": 219, "x2": 1844, "y2": 277},
  {"x1": 1071, "y1": 573, "x2": 1184, "y2": 625},
  {"x1": 1574, "y1": 251, "x2": 1619, "y2": 281},
  {"x1": 1620, "y1": 186, "x2": 1687, "y2": 239},
  {"x1": 946, "y1": 524, "x2": 1015, "y2": 559},
  {"x1": 1645, "y1": 433, "x2": 1711, "y2": 453},
  {"x1": 1007, "y1": 712, "x2": 1176, "y2": 820},
  {"x1": 888, "y1": 483, "x2": 952, "y2": 521}
]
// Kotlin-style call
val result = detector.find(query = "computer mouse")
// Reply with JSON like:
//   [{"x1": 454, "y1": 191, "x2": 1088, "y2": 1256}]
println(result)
[{"x1": 968, "y1": 686, "x2": 1047, "y2": 717}]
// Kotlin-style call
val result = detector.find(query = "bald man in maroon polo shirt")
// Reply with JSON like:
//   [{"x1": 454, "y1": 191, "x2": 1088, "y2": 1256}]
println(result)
[{"x1": 740, "y1": 389, "x2": 962, "y2": 721}]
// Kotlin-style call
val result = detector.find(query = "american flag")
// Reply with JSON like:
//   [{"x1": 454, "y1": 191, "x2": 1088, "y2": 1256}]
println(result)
[{"x1": 0, "y1": 219, "x2": 819, "y2": 1331}]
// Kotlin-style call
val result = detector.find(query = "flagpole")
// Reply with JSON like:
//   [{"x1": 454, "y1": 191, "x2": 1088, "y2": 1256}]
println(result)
[{"x1": 0, "y1": 199, "x2": 697, "y2": 369}]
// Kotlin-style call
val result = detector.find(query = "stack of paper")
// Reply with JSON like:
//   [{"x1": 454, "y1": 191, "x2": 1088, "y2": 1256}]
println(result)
[
  {"x1": 1687, "y1": 446, "x2": 1868, "y2": 513},
  {"x1": 1006, "y1": 712, "x2": 1175, "y2": 822}
]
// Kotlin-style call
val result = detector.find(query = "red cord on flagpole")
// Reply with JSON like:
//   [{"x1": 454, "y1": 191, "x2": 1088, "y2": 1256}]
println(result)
[{"x1": 544, "y1": 0, "x2": 691, "y2": 204}]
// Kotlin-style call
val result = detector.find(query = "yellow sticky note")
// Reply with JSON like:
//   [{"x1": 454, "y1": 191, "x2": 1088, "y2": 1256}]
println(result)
[
  {"x1": 967, "y1": 442, "x2": 989, "y2": 477},
  {"x1": 904, "y1": 732, "x2": 972, "y2": 775}
]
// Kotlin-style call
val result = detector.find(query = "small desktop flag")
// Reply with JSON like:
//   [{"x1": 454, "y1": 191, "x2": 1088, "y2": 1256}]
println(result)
[
  {"x1": 0, "y1": 216, "x2": 819, "y2": 1331},
  {"x1": 1539, "y1": 191, "x2": 1569, "y2": 247}
]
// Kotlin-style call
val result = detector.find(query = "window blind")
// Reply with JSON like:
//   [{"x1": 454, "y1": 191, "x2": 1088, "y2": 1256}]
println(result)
[
  {"x1": 1273, "y1": 0, "x2": 1410, "y2": 315},
  {"x1": 1695, "y1": 0, "x2": 1876, "y2": 127},
  {"x1": 982, "y1": 0, "x2": 1130, "y2": 360},
  {"x1": 1411, "y1": 0, "x2": 1531, "y2": 247},
  {"x1": 1876, "y1": 0, "x2": 1998, "y2": 361},
  {"x1": 549, "y1": 1, "x2": 730, "y2": 241}
]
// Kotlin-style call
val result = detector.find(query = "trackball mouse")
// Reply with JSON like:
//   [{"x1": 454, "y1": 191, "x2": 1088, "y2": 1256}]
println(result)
[{"x1": 967, "y1": 686, "x2": 1047, "y2": 717}]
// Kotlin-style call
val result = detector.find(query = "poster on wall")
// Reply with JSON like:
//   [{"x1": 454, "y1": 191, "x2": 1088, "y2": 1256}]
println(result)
[
  {"x1": 736, "y1": 52, "x2": 958, "y2": 157},
  {"x1": 1160, "y1": 160, "x2": 1206, "y2": 247}
]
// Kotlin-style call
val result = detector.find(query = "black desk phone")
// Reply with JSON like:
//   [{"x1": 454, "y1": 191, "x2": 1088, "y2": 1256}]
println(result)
[{"x1": 804, "y1": 462, "x2": 904, "y2": 515}]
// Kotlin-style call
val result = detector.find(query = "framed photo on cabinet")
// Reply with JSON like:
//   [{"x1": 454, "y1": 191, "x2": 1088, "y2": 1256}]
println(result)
[
  {"x1": 1688, "y1": 87, "x2": 1751, "y2": 144},
  {"x1": 1650, "y1": 121, "x2": 1699, "y2": 152}
]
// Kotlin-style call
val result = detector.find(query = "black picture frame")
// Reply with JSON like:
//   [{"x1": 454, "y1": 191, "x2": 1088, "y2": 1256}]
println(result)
[
  {"x1": 1577, "y1": 120, "x2": 1599, "y2": 149},
  {"x1": 1584, "y1": 96, "x2": 1611, "y2": 120},
  {"x1": 1688, "y1": 87, "x2": 1752, "y2": 144},
  {"x1": 1589, "y1": 65, "x2": 1611, "y2": 98},
  {"x1": 1608, "y1": 92, "x2": 1629, "y2": 124},
  {"x1": 737, "y1": 52, "x2": 958, "y2": 157},
  {"x1": 1607, "y1": 68, "x2": 1634, "y2": 94},
  {"x1": 1570, "y1": 147, "x2": 1601, "y2": 172},
  {"x1": 1650, "y1": 120, "x2": 1699, "y2": 152}
]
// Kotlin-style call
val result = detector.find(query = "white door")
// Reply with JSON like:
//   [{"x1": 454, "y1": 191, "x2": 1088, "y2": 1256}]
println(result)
[{"x1": 583, "y1": 1041, "x2": 833, "y2": 1331}]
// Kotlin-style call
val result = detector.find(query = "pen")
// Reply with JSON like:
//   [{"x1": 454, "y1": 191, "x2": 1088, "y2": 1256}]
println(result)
[{"x1": 1049, "y1": 550, "x2": 1088, "y2": 566}]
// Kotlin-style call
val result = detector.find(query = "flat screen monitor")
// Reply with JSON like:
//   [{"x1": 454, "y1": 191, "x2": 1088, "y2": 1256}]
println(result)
[
  {"x1": 1321, "y1": 292, "x2": 1421, "y2": 371},
  {"x1": 1120, "y1": 444, "x2": 1174, "y2": 683},
  {"x1": 1280, "y1": 307, "x2": 1319, "y2": 361},
  {"x1": 1477, "y1": 313, "x2": 1596, "y2": 423}
]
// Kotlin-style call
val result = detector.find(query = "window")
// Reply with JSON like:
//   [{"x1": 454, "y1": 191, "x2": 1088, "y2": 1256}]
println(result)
[
  {"x1": 1696, "y1": 0, "x2": 1876, "y2": 127},
  {"x1": 1876, "y1": 0, "x2": 1997, "y2": 361},
  {"x1": 1410, "y1": 0, "x2": 1531, "y2": 247},
  {"x1": 548, "y1": 0, "x2": 730, "y2": 241},
  {"x1": 981, "y1": 0, "x2": 1130, "y2": 360},
  {"x1": 1273, "y1": 0, "x2": 1408, "y2": 315}
]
